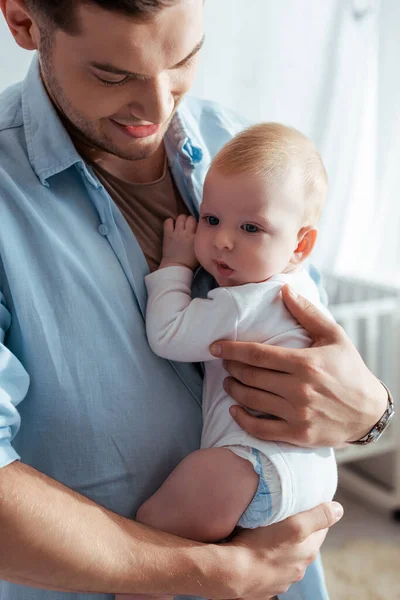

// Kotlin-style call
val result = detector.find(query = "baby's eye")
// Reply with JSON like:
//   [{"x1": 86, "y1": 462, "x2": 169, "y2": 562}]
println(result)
[
  {"x1": 242, "y1": 223, "x2": 260, "y2": 233},
  {"x1": 204, "y1": 216, "x2": 220, "y2": 226}
]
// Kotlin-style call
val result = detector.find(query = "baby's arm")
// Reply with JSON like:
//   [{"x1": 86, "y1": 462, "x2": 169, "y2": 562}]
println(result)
[{"x1": 145, "y1": 215, "x2": 239, "y2": 362}]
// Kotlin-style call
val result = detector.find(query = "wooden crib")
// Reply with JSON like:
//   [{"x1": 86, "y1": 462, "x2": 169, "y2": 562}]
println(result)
[{"x1": 324, "y1": 273, "x2": 400, "y2": 516}]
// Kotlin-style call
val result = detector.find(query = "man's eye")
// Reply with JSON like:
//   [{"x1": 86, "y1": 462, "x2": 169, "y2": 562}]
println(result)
[
  {"x1": 205, "y1": 216, "x2": 220, "y2": 226},
  {"x1": 242, "y1": 223, "x2": 260, "y2": 233},
  {"x1": 180, "y1": 55, "x2": 198, "y2": 70},
  {"x1": 95, "y1": 74, "x2": 130, "y2": 87}
]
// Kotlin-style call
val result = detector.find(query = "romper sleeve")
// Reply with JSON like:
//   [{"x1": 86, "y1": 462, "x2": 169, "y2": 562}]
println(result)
[{"x1": 145, "y1": 266, "x2": 239, "y2": 362}]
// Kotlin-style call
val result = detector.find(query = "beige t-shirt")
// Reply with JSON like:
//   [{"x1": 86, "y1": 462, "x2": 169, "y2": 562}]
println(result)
[
  {"x1": 67, "y1": 120, "x2": 190, "y2": 272},
  {"x1": 89, "y1": 159, "x2": 190, "y2": 272}
]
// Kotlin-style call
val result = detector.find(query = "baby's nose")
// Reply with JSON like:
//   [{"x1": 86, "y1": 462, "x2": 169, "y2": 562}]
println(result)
[{"x1": 215, "y1": 231, "x2": 234, "y2": 250}]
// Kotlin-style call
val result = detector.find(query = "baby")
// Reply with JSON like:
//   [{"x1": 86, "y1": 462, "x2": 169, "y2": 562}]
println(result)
[{"x1": 121, "y1": 123, "x2": 337, "y2": 600}]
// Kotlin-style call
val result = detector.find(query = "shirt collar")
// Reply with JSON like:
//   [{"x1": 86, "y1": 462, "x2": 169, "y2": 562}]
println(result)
[
  {"x1": 22, "y1": 55, "x2": 203, "y2": 187},
  {"x1": 165, "y1": 107, "x2": 204, "y2": 167},
  {"x1": 21, "y1": 55, "x2": 99, "y2": 188}
]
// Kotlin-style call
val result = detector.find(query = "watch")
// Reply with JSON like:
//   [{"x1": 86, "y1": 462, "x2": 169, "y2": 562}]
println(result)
[{"x1": 351, "y1": 381, "x2": 395, "y2": 445}]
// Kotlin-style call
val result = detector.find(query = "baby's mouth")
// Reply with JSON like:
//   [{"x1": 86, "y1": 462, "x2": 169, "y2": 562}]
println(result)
[{"x1": 215, "y1": 260, "x2": 234, "y2": 277}]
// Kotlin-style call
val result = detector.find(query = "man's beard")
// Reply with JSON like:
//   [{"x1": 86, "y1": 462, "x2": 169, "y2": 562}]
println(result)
[{"x1": 38, "y1": 42, "x2": 172, "y2": 161}]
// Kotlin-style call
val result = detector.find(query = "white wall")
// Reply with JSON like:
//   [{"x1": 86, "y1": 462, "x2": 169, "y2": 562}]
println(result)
[{"x1": 0, "y1": 19, "x2": 32, "y2": 89}]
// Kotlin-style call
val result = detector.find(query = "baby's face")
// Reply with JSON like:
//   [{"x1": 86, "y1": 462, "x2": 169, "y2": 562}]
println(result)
[{"x1": 194, "y1": 168, "x2": 305, "y2": 287}]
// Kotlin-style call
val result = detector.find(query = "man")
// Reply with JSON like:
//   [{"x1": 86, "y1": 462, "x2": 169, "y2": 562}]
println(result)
[{"x1": 0, "y1": 1, "x2": 391, "y2": 599}]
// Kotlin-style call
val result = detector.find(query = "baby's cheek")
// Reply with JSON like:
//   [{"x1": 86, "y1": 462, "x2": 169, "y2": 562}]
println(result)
[
  {"x1": 251, "y1": 248, "x2": 278, "y2": 279},
  {"x1": 194, "y1": 231, "x2": 206, "y2": 260},
  {"x1": 266, "y1": 242, "x2": 294, "y2": 274}
]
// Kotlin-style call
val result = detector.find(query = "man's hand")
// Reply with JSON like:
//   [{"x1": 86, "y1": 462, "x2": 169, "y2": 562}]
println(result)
[
  {"x1": 210, "y1": 285, "x2": 388, "y2": 448},
  {"x1": 221, "y1": 501, "x2": 343, "y2": 599},
  {"x1": 159, "y1": 215, "x2": 199, "y2": 271}
]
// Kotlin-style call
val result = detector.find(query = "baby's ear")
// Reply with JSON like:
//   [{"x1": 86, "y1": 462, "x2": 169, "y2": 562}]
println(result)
[{"x1": 290, "y1": 227, "x2": 318, "y2": 265}]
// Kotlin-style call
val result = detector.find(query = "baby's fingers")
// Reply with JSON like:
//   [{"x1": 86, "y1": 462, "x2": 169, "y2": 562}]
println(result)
[
  {"x1": 186, "y1": 215, "x2": 198, "y2": 234},
  {"x1": 175, "y1": 214, "x2": 188, "y2": 230},
  {"x1": 163, "y1": 218, "x2": 174, "y2": 235}
]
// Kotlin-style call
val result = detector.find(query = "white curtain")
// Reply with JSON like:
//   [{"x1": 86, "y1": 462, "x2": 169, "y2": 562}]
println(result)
[
  {"x1": 316, "y1": 0, "x2": 380, "y2": 277},
  {"x1": 0, "y1": 20, "x2": 31, "y2": 87},
  {"x1": 193, "y1": 0, "x2": 339, "y2": 137},
  {"x1": 371, "y1": 0, "x2": 400, "y2": 285}
]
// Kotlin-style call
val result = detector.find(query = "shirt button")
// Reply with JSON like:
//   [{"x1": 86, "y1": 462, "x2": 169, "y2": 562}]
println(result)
[{"x1": 98, "y1": 224, "x2": 109, "y2": 236}]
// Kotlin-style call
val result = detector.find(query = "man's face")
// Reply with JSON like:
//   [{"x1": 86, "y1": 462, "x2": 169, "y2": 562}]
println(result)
[{"x1": 38, "y1": 0, "x2": 204, "y2": 160}]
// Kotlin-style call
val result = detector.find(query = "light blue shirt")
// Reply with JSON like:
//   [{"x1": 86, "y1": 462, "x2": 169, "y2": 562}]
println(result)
[{"x1": 0, "y1": 56, "x2": 328, "y2": 600}]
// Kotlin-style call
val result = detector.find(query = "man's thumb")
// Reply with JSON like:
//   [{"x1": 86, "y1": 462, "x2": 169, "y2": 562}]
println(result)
[
  {"x1": 281, "y1": 284, "x2": 339, "y2": 341},
  {"x1": 284, "y1": 502, "x2": 344, "y2": 544}
]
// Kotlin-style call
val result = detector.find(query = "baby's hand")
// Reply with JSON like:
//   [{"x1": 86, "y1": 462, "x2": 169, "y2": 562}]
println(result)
[{"x1": 159, "y1": 215, "x2": 199, "y2": 270}]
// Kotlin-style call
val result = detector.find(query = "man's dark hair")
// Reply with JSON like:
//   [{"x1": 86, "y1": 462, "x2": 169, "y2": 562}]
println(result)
[{"x1": 25, "y1": 0, "x2": 179, "y2": 33}]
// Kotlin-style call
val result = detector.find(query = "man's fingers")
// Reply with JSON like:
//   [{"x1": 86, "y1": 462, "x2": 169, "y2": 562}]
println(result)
[
  {"x1": 224, "y1": 362, "x2": 295, "y2": 397},
  {"x1": 283, "y1": 502, "x2": 344, "y2": 545},
  {"x1": 210, "y1": 341, "x2": 301, "y2": 373},
  {"x1": 224, "y1": 376, "x2": 292, "y2": 418},
  {"x1": 229, "y1": 405, "x2": 292, "y2": 441},
  {"x1": 281, "y1": 285, "x2": 342, "y2": 342}
]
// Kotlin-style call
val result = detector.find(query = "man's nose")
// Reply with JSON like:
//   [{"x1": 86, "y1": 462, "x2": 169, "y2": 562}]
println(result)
[
  {"x1": 129, "y1": 74, "x2": 174, "y2": 125},
  {"x1": 214, "y1": 230, "x2": 234, "y2": 251}
]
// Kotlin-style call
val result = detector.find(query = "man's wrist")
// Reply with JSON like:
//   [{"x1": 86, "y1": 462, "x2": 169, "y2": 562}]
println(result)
[
  {"x1": 171, "y1": 543, "x2": 243, "y2": 598},
  {"x1": 373, "y1": 380, "x2": 390, "y2": 423},
  {"x1": 349, "y1": 379, "x2": 392, "y2": 443},
  {"x1": 204, "y1": 544, "x2": 247, "y2": 598}
]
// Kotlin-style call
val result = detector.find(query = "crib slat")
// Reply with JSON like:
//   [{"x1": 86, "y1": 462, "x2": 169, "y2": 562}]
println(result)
[
  {"x1": 323, "y1": 273, "x2": 400, "y2": 511},
  {"x1": 364, "y1": 314, "x2": 380, "y2": 373},
  {"x1": 339, "y1": 317, "x2": 359, "y2": 350}
]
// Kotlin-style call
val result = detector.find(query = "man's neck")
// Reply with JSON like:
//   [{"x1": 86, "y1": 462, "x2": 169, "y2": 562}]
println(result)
[
  {"x1": 64, "y1": 121, "x2": 166, "y2": 184},
  {"x1": 80, "y1": 142, "x2": 167, "y2": 184}
]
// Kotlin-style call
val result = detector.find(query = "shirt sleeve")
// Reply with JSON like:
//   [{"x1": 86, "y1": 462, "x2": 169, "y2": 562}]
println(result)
[
  {"x1": 307, "y1": 263, "x2": 329, "y2": 307},
  {"x1": 145, "y1": 266, "x2": 239, "y2": 362},
  {"x1": 0, "y1": 290, "x2": 30, "y2": 469}
]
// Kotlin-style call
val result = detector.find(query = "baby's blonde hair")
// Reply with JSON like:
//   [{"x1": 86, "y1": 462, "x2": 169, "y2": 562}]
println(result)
[{"x1": 212, "y1": 123, "x2": 328, "y2": 226}]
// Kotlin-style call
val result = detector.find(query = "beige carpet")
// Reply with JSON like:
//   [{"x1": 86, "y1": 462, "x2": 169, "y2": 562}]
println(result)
[{"x1": 322, "y1": 539, "x2": 400, "y2": 599}]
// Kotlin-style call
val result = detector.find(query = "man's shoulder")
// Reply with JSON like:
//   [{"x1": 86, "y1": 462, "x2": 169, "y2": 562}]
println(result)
[
  {"x1": 179, "y1": 96, "x2": 252, "y2": 154},
  {"x1": 0, "y1": 82, "x2": 24, "y2": 134}
]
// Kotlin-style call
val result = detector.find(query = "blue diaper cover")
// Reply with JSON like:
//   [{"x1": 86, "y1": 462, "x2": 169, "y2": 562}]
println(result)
[{"x1": 234, "y1": 447, "x2": 282, "y2": 528}]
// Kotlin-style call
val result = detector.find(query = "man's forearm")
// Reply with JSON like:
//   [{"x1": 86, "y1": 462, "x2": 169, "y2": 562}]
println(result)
[{"x1": 0, "y1": 462, "x2": 231, "y2": 596}]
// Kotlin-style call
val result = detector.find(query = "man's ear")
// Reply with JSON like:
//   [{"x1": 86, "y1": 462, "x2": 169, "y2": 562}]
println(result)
[
  {"x1": 289, "y1": 227, "x2": 318, "y2": 266},
  {"x1": 1, "y1": 0, "x2": 39, "y2": 51}
]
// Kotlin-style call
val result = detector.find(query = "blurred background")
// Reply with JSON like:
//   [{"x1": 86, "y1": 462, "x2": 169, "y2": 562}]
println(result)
[{"x1": 1, "y1": 0, "x2": 399, "y2": 597}]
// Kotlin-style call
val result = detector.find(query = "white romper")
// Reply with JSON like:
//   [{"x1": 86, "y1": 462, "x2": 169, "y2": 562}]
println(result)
[{"x1": 145, "y1": 266, "x2": 337, "y2": 527}]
